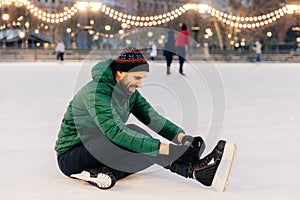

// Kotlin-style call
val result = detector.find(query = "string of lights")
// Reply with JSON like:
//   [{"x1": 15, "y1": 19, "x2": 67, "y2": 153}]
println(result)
[
  {"x1": 0, "y1": 0, "x2": 299, "y2": 28},
  {"x1": 207, "y1": 5, "x2": 288, "y2": 29}
]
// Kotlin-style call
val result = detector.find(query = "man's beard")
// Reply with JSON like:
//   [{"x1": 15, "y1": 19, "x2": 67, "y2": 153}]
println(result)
[{"x1": 118, "y1": 80, "x2": 137, "y2": 96}]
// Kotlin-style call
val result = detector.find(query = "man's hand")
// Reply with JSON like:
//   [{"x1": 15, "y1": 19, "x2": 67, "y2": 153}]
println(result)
[
  {"x1": 181, "y1": 135, "x2": 206, "y2": 158},
  {"x1": 169, "y1": 144, "x2": 199, "y2": 164}
]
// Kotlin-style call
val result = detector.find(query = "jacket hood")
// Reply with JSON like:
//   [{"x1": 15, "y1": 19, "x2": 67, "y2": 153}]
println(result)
[
  {"x1": 91, "y1": 58, "x2": 115, "y2": 85},
  {"x1": 91, "y1": 58, "x2": 132, "y2": 99}
]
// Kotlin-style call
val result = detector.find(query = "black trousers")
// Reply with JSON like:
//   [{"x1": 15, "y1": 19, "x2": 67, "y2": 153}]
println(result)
[
  {"x1": 176, "y1": 46, "x2": 186, "y2": 73},
  {"x1": 165, "y1": 55, "x2": 173, "y2": 67},
  {"x1": 57, "y1": 124, "x2": 189, "y2": 181},
  {"x1": 56, "y1": 52, "x2": 64, "y2": 61}
]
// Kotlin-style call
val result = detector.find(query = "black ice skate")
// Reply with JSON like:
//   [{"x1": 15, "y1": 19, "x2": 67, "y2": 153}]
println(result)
[
  {"x1": 70, "y1": 167, "x2": 116, "y2": 190},
  {"x1": 188, "y1": 140, "x2": 237, "y2": 192}
]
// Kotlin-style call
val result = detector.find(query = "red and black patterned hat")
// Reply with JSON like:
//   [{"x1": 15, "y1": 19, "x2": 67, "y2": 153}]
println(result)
[{"x1": 111, "y1": 47, "x2": 149, "y2": 72}]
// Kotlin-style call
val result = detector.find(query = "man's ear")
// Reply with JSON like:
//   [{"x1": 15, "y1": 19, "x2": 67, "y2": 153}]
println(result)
[{"x1": 115, "y1": 71, "x2": 127, "y2": 82}]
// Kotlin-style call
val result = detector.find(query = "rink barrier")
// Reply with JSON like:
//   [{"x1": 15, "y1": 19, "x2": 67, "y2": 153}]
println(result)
[{"x1": 0, "y1": 49, "x2": 299, "y2": 62}]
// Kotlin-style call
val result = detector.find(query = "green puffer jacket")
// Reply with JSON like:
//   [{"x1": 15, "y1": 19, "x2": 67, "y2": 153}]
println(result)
[{"x1": 54, "y1": 58, "x2": 185, "y2": 156}]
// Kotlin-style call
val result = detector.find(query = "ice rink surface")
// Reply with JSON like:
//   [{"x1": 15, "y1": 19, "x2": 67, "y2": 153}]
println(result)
[{"x1": 0, "y1": 61, "x2": 299, "y2": 200}]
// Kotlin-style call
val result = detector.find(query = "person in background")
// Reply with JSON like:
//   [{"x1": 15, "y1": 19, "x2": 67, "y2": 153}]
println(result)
[
  {"x1": 175, "y1": 23, "x2": 190, "y2": 75},
  {"x1": 55, "y1": 40, "x2": 65, "y2": 61},
  {"x1": 163, "y1": 30, "x2": 176, "y2": 75},
  {"x1": 252, "y1": 41, "x2": 262, "y2": 62},
  {"x1": 149, "y1": 42, "x2": 157, "y2": 60},
  {"x1": 203, "y1": 42, "x2": 210, "y2": 61}
]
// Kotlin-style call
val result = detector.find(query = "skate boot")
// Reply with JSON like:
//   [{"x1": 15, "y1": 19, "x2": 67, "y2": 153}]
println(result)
[
  {"x1": 188, "y1": 140, "x2": 237, "y2": 192},
  {"x1": 70, "y1": 167, "x2": 117, "y2": 189}
]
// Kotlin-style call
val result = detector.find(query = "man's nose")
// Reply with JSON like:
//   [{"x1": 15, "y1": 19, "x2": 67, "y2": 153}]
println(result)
[{"x1": 137, "y1": 80, "x2": 143, "y2": 88}]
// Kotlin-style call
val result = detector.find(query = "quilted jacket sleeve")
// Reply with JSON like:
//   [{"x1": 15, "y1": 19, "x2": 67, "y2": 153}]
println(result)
[
  {"x1": 83, "y1": 84, "x2": 160, "y2": 157},
  {"x1": 131, "y1": 91, "x2": 185, "y2": 143}
]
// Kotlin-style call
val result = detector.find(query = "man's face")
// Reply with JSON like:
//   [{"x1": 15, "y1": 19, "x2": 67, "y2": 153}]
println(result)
[{"x1": 118, "y1": 71, "x2": 147, "y2": 95}]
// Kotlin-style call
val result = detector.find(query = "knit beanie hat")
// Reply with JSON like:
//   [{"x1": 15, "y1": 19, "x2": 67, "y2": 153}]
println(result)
[{"x1": 111, "y1": 47, "x2": 149, "y2": 72}]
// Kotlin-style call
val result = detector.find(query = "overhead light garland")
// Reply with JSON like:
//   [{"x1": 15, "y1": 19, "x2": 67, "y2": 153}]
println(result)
[
  {"x1": 0, "y1": 0, "x2": 78, "y2": 23},
  {"x1": 0, "y1": 0, "x2": 300, "y2": 28},
  {"x1": 207, "y1": 5, "x2": 287, "y2": 29}
]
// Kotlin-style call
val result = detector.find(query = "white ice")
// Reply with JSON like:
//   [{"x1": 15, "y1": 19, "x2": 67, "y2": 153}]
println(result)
[{"x1": 0, "y1": 61, "x2": 299, "y2": 200}]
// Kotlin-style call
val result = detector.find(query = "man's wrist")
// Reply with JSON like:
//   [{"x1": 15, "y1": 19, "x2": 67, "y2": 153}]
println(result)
[
  {"x1": 176, "y1": 133, "x2": 185, "y2": 143},
  {"x1": 159, "y1": 143, "x2": 169, "y2": 155}
]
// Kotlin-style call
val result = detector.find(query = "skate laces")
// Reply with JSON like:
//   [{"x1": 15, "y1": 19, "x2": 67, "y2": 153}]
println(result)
[
  {"x1": 194, "y1": 141, "x2": 225, "y2": 169},
  {"x1": 87, "y1": 167, "x2": 112, "y2": 176}
]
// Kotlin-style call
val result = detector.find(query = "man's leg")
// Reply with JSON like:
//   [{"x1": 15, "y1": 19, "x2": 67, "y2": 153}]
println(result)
[
  {"x1": 61, "y1": 53, "x2": 64, "y2": 61},
  {"x1": 57, "y1": 124, "x2": 156, "y2": 180},
  {"x1": 57, "y1": 143, "x2": 130, "y2": 180},
  {"x1": 176, "y1": 47, "x2": 186, "y2": 75}
]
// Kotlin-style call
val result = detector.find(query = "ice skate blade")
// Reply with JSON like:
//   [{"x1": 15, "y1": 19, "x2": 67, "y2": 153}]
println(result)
[
  {"x1": 71, "y1": 171, "x2": 114, "y2": 189},
  {"x1": 212, "y1": 143, "x2": 237, "y2": 192}
]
